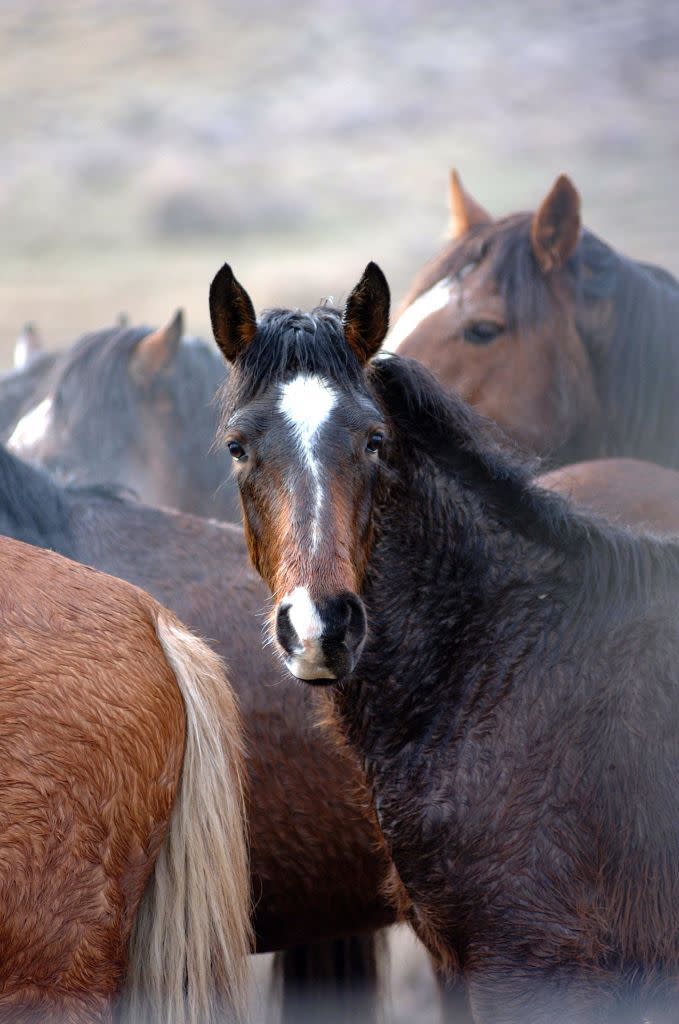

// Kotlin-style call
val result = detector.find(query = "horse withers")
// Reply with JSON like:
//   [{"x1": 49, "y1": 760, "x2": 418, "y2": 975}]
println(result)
[
  {"x1": 211, "y1": 260, "x2": 679, "y2": 1023},
  {"x1": 0, "y1": 535, "x2": 250, "y2": 1024},
  {"x1": 389, "y1": 171, "x2": 679, "y2": 468}
]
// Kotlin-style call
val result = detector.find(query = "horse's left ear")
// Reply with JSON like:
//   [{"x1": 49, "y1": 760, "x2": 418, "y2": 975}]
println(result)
[
  {"x1": 129, "y1": 309, "x2": 183, "y2": 381},
  {"x1": 343, "y1": 262, "x2": 391, "y2": 363},
  {"x1": 531, "y1": 174, "x2": 581, "y2": 274},
  {"x1": 209, "y1": 263, "x2": 257, "y2": 362}
]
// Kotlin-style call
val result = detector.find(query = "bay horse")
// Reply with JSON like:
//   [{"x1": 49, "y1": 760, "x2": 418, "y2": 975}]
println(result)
[
  {"x1": 5, "y1": 311, "x2": 241, "y2": 521},
  {"x1": 210, "y1": 260, "x2": 679, "y2": 1023},
  {"x1": 389, "y1": 171, "x2": 679, "y2": 468},
  {"x1": 0, "y1": 445, "x2": 397, "y2": 995},
  {"x1": 0, "y1": 534, "x2": 250, "y2": 1023}
]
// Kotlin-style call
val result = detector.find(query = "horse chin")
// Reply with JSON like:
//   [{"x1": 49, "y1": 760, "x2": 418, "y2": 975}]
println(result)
[{"x1": 283, "y1": 654, "x2": 338, "y2": 685}]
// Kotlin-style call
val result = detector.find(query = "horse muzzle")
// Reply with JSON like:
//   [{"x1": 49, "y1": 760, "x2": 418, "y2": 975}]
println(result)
[{"x1": 275, "y1": 587, "x2": 367, "y2": 685}]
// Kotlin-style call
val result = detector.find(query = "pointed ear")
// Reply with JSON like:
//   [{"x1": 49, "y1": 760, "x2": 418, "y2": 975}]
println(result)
[
  {"x1": 129, "y1": 309, "x2": 183, "y2": 381},
  {"x1": 343, "y1": 262, "x2": 391, "y2": 363},
  {"x1": 531, "y1": 174, "x2": 581, "y2": 273},
  {"x1": 209, "y1": 263, "x2": 257, "y2": 362},
  {"x1": 449, "y1": 168, "x2": 492, "y2": 239},
  {"x1": 13, "y1": 322, "x2": 42, "y2": 370}
]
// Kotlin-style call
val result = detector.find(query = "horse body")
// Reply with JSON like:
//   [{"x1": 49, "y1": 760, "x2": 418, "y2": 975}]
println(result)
[
  {"x1": 390, "y1": 173, "x2": 679, "y2": 469},
  {"x1": 210, "y1": 261, "x2": 679, "y2": 1022},
  {"x1": 0, "y1": 535, "x2": 250, "y2": 1023}
]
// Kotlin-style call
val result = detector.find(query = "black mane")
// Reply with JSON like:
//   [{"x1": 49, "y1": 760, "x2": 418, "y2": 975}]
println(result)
[
  {"x1": 370, "y1": 354, "x2": 679, "y2": 614},
  {"x1": 221, "y1": 306, "x2": 364, "y2": 420}
]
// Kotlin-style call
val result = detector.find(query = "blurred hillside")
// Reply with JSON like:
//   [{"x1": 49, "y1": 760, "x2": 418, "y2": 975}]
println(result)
[{"x1": 0, "y1": 0, "x2": 678, "y2": 361}]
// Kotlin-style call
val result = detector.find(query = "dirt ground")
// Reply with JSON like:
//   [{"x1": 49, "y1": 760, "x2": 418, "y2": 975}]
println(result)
[{"x1": 1, "y1": 2, "x2": 678, "y2": 1019}]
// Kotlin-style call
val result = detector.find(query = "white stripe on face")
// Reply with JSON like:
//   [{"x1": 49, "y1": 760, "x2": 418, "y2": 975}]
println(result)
[
  {"x1": 387, "y1": 277, "x2": 453, "y2": 351},
  {"x1": 278, "y1": 374, "x2": 338, "y2": 551},
  {"x1": 7, "y1": 397, "x2": 53, "y2": 453},
  {"x1": 281, "y1": 585, "x2": 335, "y2": 680}
]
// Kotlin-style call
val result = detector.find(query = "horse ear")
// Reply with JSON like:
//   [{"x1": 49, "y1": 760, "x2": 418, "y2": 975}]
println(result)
[
  {"x1": 343, "y1": 262, "x2": 391, "y2": 363},
  {"x1": 209, "y1": 263, "x2": 257, "y2": 362},
  {"x1": 531, "y1": 174, "x2": 581, "y2": 273},
  {"x1": 449, "y1": 169, "x2": 492, "y2": 239},
  {"x1": 13, "y1": 322, "x2": 42, "y2": 370},
  {"x1": 129, "y1": 309, "x2": 183, "y2": 381}
]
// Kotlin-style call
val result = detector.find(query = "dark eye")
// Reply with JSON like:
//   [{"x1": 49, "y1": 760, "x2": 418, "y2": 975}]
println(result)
[
  {"x1": 227, "y1": 440, "x2": 246, "y2": 461},
  {"x1": 463, "y1": 321, "x2": 503, "y2": 345},
  {"x1": 366, "y1": 432, "x2": 383, "y2": 454}
]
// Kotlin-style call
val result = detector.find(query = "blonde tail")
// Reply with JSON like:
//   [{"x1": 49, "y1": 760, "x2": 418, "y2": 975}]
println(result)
[{"x1": 121, "y1": 612, "x2": 252, "y2": 1024}]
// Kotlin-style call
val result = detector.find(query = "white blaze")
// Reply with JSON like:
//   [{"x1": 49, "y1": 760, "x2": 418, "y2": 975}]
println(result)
[
  {"x1": 7, "y1": 397, "x2": 53, "y2": 453},
  {"x1": 387, "y1": 277, "x2": 453, "y2": 351},
  {"x1": 278, "y1": 374, "x2": 337, "y2": 551}
]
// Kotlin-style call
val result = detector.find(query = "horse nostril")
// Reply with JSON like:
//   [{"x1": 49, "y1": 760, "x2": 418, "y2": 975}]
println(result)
[{"x1": 275, "y1": 602, "x2": 298, "y2": 657}]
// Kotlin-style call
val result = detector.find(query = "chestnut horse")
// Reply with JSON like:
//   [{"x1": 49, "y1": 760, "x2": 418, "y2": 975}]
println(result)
[
  {"x1": 5, "y1": 312, "x2": 241, "y2": 521},
  {"x1": 0, "y1": 534, "x2": 249, "y2": 1023},
  {"x1": 211, "y1": 260, "x2": 679, "y2": 1023},
  {"x1": 389, "y1": 171, "x2": 679, "y2": 468},
  {"x1": 0, "y1": 444, "x2": 396, "y2": 1005}
]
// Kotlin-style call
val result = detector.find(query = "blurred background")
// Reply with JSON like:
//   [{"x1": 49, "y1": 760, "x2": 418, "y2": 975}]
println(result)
[
  {"x1": 1, "y1": 0, "x2": 678, "y2": 363},
  {"x1": 1, "y1": 1, "x2": 677, "y2": 1015}
]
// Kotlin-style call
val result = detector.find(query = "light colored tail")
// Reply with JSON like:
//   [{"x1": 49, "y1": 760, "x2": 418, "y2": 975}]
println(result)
[{"x1": 121, "y1": 612, "x2": 252, "y2": 1024}]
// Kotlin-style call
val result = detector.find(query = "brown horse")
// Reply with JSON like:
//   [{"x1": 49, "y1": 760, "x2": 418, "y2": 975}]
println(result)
[
  {"x1": 0, "y1": 444, "x2": 396, "y2": 957},
  {"x1": 210, "y1": 260, "x2": 679, "y2": 1023},
  {"x1": 5, "y1": 312, "x2": 241, "y2": 520},
  {"x1": 389, "y1": 171, "x2": 679, "y2": 467},
  {"x1": 0, "y1": 534, "x2": 250, "y2": 1023}
]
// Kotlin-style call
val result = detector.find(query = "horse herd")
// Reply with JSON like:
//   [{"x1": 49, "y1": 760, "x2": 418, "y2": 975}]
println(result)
[{"x1": 1, "y1": 170, "x2": 679, "y2": 1024}]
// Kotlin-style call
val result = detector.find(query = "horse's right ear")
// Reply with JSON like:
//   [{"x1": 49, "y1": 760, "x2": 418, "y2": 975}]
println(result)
[
  {"x1": 449, "y1": 169, "x2": 492, "y2": 239},
  {"x1": 209, "y1": 263, "x2": 257, "y2": 362}
]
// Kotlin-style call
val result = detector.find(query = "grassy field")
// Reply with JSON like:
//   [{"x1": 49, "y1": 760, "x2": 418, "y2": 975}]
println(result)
[{"x1": 1, "y1": 0, "x2": 678, "y2": 363}]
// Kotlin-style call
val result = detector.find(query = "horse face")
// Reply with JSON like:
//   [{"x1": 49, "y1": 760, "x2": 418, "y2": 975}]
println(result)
[
  {"x1": 212, "y1": 262, "x2": 390, "y2": 683},
  {"x1": 389, "y1": 175, "x2": 601, "y2": 462}
]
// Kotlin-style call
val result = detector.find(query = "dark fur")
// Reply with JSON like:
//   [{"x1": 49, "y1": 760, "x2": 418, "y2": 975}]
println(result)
[{"x1": 224, "y1": 302, "x2": 679, "y2": 1022}]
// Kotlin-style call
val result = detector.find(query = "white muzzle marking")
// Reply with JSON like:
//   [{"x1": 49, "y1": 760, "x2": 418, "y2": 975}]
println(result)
[{"x1": 281, "y1": 585, "x2": 336, "y2": 680}]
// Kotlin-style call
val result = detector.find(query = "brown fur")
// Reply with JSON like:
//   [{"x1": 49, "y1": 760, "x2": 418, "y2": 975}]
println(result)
[{"x1": 0, "y1": 536, "x2": 250, "y2": 1022}]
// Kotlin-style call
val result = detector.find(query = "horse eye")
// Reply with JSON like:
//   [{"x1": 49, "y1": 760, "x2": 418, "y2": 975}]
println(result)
[
  {"x1": 227, "y1": 440, "x2": 246, "y2": 461},
  {"x1": 463, "y1": 321, "x2": 503, "y2": 345},
  {"x1": 366, "y1": 432, "x2": 383, "y2": 454}
]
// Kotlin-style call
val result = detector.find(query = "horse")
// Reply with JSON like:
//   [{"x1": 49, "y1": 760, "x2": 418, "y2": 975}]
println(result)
[
  {"x1": 0, "y1": 313, "x2": 394, "y2": 1019},
  {"x1": 388, "y1": 171, "x2": 679, "y2": 468},
  {"x1": 5, "y1": 311, "x2": 241, "y2": 521},
  {"x1": 210, "y1": 260, "x2": 679, "y2": 1023},
  {"x1": 0, "y1": 443, "x2": 397, "y2": 1008},
  {"x1": 0, "y1": 534, "x2": 250, "y2": 1023}
]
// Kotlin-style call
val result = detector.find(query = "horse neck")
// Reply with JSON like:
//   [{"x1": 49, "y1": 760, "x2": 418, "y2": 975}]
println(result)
[
  {"x1": 588, "y1": 256, "x2": 679, "y2": 467},
  {"x1": 0, "y1": 445, "x2": 76, "y2": 558}
]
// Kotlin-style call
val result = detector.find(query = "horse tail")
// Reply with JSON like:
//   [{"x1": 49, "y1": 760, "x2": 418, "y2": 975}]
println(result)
[
  {"x1": 121, "y1": 612, "x2": 252, "y2": 1024},
  {"x1": 272, "y1": 933, "x2": 387, "y2": 1024}
]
